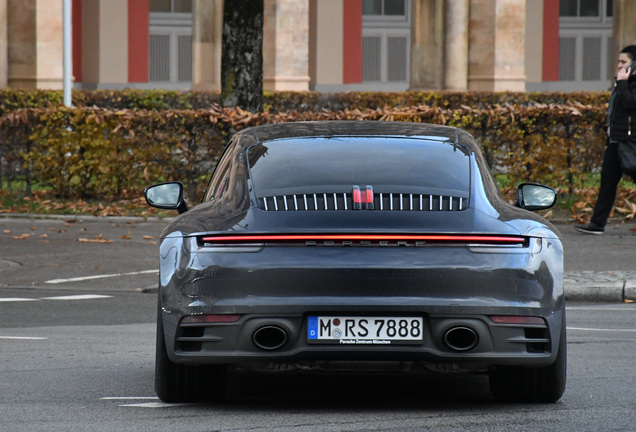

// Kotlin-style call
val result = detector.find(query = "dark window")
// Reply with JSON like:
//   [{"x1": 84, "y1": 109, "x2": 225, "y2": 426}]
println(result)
[
  {"x1": 150, "y1": 0, "x2": 192, "y2": 13},
  {"x1": 384, "y1": 0, "x2": 405, "y2": 16},
  {"x1": 363, "y1": 0, "x2": 382, "y2": 15},
  {"x1": 580, "y1": 0, "x2": 599, "y2": 17},
  {"x1": 559, "y1": 0, "x2": 577, "y2": 16},
  {"x1": 560, "y1": 0, "x2": 602, "y2": 17},
  {"x1": 363, "y1": 0, "x2": 405, "y2": 16},
  {"x1": 247, "y1": 137, "x2": 470, "y2": 199}
]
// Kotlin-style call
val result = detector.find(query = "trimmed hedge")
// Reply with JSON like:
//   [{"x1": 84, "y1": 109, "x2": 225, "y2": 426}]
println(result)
[
  {"x1": 0, "y1": 88, "x2": 609, "y2": 114},
  {"x1": 0, "y1": 96, "x2": 607, "y2": 202}
]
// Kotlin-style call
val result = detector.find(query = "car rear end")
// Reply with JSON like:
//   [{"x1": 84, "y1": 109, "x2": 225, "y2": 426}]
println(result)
[{"x1": 159, "y1": 134, "x2": 564, "y2": 372}]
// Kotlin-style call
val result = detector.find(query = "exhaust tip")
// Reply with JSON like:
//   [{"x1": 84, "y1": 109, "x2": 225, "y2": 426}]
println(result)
[
  {"x1": 443, "y1": 326, "x2": 479, "y2": 351},
  {"x1": 253, "y1": 325, "x2": 288, "y2": 350}
]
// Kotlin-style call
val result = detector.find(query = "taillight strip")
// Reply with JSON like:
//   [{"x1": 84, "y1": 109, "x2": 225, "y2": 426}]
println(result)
[{"x1": 200, "y1": 234, "x2": 526, "y2": 244}]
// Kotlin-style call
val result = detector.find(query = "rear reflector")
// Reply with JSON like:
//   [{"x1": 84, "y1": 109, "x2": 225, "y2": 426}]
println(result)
[
  {"x1": 181, "y1": 315, "x2": 241, "y2": 324},
  {"x1": 489, "y1": 316, "x2": 546, "y2": 325},
  {"x1": 201, "y1": 234, "x2": 526, "y2": 245}
]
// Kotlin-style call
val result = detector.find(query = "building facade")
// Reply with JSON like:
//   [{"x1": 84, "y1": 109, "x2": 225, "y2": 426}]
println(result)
[{"x1": 2, "y1": 0, "x2": 636, "y2": 93}]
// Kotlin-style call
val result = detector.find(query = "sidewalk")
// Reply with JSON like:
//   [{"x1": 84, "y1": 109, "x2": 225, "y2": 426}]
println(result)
[{"x1": 556, "y1": 221, "x2": 636, "y2": 303}]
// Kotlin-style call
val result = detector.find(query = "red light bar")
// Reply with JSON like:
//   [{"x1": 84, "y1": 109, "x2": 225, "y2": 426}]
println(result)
[
  {"x1": 489, "y1": 316, "x2": 545, "y2": 325},
  {"x1": 201, "y1": 234, "x2": 526, "y2": 244},
  {"x1": 181, "y1": 315, "x2": 241, "y2": 324}
]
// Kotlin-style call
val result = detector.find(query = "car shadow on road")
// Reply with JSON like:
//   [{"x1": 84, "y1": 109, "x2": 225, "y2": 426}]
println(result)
[{"x1": 218, "y1": 370, "x2": 495, "y2": 408}]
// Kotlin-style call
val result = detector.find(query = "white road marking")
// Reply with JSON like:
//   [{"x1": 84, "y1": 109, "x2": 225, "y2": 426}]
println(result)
[
  {"x1": 568, "y1": 306, "x2": 636, "y2": 311},
  {"x1": 101, "y1": 397, "x2": 160, "y2": 400},
  {"x1": 0, "y1": 298, "x2": 38, "y2": 302},
  {"x1": 100, "y1": 397, "x2": 190, "y2": 408},
  {"x1": 45, "y1": 269, "x2": 158, "y2": 285},
  {"x1": 120, "y1": 402, "x2": 194, "y2": 408},
  {"x1": 0, "y1": 294, "x2": 113, "y2": 302},
  {"x1": 568, "y1": 327, "x2": 636, "y2": 333},
  {"x1": 0, "y1": 336, "x2": 47, "y2": 340},
  {"x1": 41, "y1": 294, "x2": 113, "y2": 301}
]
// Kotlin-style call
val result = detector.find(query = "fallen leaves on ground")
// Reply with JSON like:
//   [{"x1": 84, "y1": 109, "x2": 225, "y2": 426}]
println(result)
[{"x1": 78, "y1": 234, "x2": 113, "y2": 244}]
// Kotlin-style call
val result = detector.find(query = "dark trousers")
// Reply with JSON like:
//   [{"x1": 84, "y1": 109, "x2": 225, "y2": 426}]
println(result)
[{"x1": 591, "y1": 141, "x2": 634, "y2": 226}]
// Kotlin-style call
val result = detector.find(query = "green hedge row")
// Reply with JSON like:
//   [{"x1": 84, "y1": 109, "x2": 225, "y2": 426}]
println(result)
[{"x1": 0, "y1": 101, "x2": 607, "y2": 202}]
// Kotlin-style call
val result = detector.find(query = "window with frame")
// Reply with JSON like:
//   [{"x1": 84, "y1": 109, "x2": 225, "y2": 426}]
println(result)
[
  {"x1": 559, "y1": 0, "x2": 612, "y2": 18},
  {"x1": 150, "y1": 0, "x2": 192, "y2": 13},
  {"x1": 363, "y1": 0, "x2": 407, "y2": 17},
  {"x1": 149, "y1": 0, "x2": 193, "y2": 85},
  {"x1": 361, "y1": 0, "x2": 410, "y2": 86},
  {"x1": 558, "y1": 0, "x2": 613, "y2": 85}
]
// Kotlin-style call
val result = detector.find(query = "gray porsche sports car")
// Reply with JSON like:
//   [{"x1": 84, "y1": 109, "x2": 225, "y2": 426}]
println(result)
[{"x1": 145, "y1": 121, "x2": 565, "y2": 403}]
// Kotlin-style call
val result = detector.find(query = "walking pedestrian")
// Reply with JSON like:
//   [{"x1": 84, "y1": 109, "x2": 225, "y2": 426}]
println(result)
[{"x1": 576, "y1": 45, "x2": 636, "y2": 234}]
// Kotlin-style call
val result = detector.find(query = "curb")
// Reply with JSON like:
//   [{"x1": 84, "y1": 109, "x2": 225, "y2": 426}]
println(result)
[
  {"x1": 565, "y1": 271, "x2": 636, "y2": 303},
  {"x1": 0, "y1": 212, "x2": 172, "y2": 224},
  {"x1": 564, "y1": 283, "x2": 626, "y2": 303}
]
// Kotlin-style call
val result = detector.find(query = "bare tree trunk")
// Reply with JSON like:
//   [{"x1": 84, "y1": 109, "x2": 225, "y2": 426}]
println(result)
[{"x1": 221, "y1": 0, "x2": 264, "y2": 113}]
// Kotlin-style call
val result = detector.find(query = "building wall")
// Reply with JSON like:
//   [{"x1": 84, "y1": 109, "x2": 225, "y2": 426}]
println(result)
[
  {"x1": 128, "y1": 0, "x2": 148, "y2": 82},
  {"x1": 468, "y1": 0, "x2": 526, "y2": 91},
  {"x1": 525, "y1": 0, "x2": 543, "y2": 85},
  {"x1": 444, "y1": 0, "x2": 469, "y2": 90},
  {"x1": 192, "y1": 0, "x2": 222, "y2": 91},
  {"x1": 309, "y1": 0, "x2": 343, "y2": 88},
  {"x1": 0, "y1": 0, "x2": 7, "y2": 88},
  {"x1": 81, "y1": 0, "x2": 128, "y2": 88},
  {"x1": 3, "y1": 0, "x2": 636, "y2": 92},
  {"x1": 263, "y1": 0, "x2": 310, "y2": 91},
  {"x1": 7, "y1": 0, "x2": 63, "y2": 89}
]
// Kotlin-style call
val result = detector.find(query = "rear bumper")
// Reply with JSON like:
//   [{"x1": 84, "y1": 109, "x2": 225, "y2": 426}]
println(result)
[
  {"x1": 158, "y1": 235, "x2": 564, "y2": 369},
  {"x1": 161, "y1": 306, "x2": 564, "y2": 369}
]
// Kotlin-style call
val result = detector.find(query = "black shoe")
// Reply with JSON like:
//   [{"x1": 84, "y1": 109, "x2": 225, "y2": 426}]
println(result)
[{"x1": 575, "y1": 222, "x2": 605, "y2": 234}]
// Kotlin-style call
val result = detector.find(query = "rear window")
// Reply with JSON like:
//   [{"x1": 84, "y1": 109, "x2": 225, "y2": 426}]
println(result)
[{"x1": 247, "y1": 137, "x2": 470, "y2": 199}]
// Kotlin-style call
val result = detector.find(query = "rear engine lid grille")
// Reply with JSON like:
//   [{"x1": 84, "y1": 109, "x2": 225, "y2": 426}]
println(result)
[{"x1": 258, "y1": 193, "x2": 468, "y2": 212}]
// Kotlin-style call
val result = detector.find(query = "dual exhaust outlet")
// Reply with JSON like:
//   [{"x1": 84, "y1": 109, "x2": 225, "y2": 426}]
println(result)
[
  {"x1": 253, "y1": 325, "x2": 289, "y2": 351},
  {"x1": 443, "y1": 326, "x2": 479, "y2": 351},
  {"x1": 252, "y1": 324, "x2": 479, "y2": 352}
]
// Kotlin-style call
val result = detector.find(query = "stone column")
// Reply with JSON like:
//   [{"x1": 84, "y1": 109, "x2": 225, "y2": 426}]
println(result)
[
  {"x1": 7, "y1": 0, "x2": 63, "y2": 89},
  {"x1": 444, "y1": 0, "x2": 469, "y2": 90},
  {"x1": 309, "y1": 0, "x2": 343, "y2": 89},
  {"x1": 410, "y1": 0, "x2": 445, "y2": 90},
  {"x1": 612, "y1": 0, "x2": 636, "y2": 59},
  {"x1": 468, "y1": 0, "x2": 526, "y2": 91},
  {"x1": 263, "y1": 0, "x2": 310, "y2": 91},
  {"x1": 80, "y1": 0, "x2": 128, "y2": 89},
  {"x1": 0, "y1": 0, "x2": 7, "y2": 88},
  {"x1": 192, "y1": 0, "x2": 223, "y2": 91}
]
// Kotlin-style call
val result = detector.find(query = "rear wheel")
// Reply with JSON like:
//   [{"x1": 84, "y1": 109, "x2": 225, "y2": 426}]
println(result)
[
  {"x1": 489, "y1": 319, "x2": 566, "y2": 403},
  {"x1": 155, "y1": 306, "x2": 227, "y2": 403}
]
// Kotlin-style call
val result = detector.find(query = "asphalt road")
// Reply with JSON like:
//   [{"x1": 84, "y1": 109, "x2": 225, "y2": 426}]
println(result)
[{"x1": 1, "y1": 294, "x2": 635, "y2": 431}]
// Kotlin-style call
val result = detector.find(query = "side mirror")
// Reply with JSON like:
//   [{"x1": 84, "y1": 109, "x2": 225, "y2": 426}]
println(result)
[
  {"x1": 144, "y1": 182, "x2": 189, "y2": 214},
  {"x1": 515, "y1": 183, "x2": 557, "y2": 211}
]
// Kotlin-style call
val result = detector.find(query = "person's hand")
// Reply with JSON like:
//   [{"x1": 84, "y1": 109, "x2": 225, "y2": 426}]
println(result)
[{"x1": 617, "y1": 66, "x2": 631, "y2": 80}]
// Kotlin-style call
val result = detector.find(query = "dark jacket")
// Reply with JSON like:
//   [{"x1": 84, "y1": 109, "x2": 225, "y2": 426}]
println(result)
[{"x1": 609, "y1": 74, "x2": 636, "y2": 141}]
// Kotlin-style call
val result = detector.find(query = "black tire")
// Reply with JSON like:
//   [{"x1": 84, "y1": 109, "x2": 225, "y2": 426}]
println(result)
[
  {"x1": 489, "y1": 319, "x2": 567, "y2": 403},
  {"x1": 155, "y1": 305, "x2": 227, "y2": 403}
]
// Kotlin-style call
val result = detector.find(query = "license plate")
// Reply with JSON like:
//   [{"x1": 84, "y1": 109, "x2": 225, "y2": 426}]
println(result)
[{"x1": 307, "y1": 316, "x2": 423, "y2": 345}]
